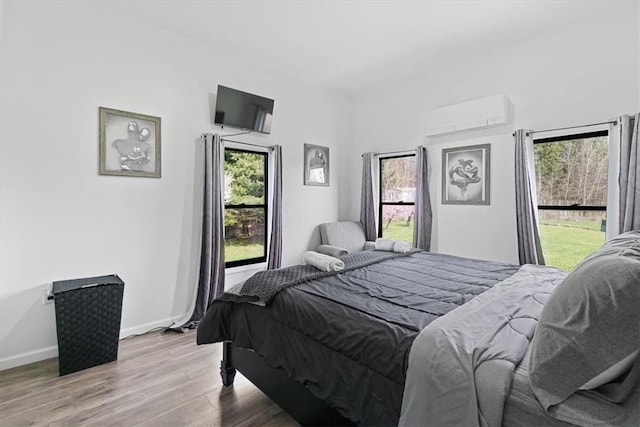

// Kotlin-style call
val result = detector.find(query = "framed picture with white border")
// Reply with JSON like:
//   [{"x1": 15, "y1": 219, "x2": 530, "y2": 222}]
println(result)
[
  {"x1": 442, "y1": 143, "x2": 490, "y2": 205},
  {"x1": 303, "y1": 143, "x2": 329, "y2": 186},
  {"x1": 99, "y1": 107, "x2": 161, "y2": 178}
]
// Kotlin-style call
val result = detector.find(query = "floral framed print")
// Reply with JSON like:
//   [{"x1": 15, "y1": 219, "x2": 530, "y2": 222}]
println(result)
[
  {"x1": 442, "y1": 143, "x2": 490, "y2": 205},
  {"x1": 99, "y1": 107, "x2": 161, "y2": 178},
  {"x1": 304, "y1": 143, "x2": 329, "y2": 186}
]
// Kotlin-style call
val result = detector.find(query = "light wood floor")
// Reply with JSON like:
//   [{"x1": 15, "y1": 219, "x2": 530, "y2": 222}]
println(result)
[{"x1": 0, "y1": 330, "x2": 299, "y2": 426}]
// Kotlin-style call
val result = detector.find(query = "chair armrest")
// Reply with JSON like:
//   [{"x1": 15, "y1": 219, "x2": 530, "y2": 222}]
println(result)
[
  {"x1": 363, "y1": 241, "x2": 377, "y2": 251},
  {"x1": 317, "y1": 244, "x2": 349, "y2": 257}
]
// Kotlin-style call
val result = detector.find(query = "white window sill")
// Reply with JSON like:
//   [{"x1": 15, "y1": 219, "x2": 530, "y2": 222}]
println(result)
[{"x1": 224, "y1": 262, "x2": 266, "y2": 291}]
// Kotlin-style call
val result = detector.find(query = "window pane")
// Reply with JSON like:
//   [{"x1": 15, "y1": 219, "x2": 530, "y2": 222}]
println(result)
[
  {"x1": 224, "y1": 150, "x2": 265, "y2": 205},
  {"x1": 224, "y1": 208, "x2": 265, "y2": 263},
  {"x1": 381, "y1": 156, "x2": 416, "y2": 203},
  {"x1": 381, "y1": 205, "x2": 414, "y2": 241},
  {"x1": 534, "y1": 137, "x2": 608, "y2": 206},
  {"x1": 538, "y1": 210, "x2": 606, "y2": 271}
]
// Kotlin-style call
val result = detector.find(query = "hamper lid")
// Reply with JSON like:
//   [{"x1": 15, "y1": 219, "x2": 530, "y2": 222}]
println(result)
[{"x1": 52, "y1": 274, "x2": 124, "y2": 294}]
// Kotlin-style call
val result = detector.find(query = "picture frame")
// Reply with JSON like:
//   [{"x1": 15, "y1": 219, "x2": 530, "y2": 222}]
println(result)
[
  {"x1": 303, "y1": 143, "x2": 330, "y2": 186},
  {"x1": 99, "y1": 107, "x2": 161, "y2": 178},
  {"x1": 442, "y1": 143, "x2": 490, "y2": 205}
]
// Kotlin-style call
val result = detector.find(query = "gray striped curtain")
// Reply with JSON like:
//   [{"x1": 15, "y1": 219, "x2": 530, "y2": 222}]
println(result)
[
  {"x1": 267, "y1": 145, "x2": 283, "y2": 269},
  {"x1": 360, "y1": 152, "x2": 377, "y2": 241},
  {"x1": 514, "y1": 129, "x2": 545, "y2": 265},
  {"x1": 185, "y1": 133, "x2": 226, "y2": 327},
  {"x1": 618, "y1": 114, "x2": 640, "y2": 232},
  {"x1": 413, "y1": 146, "x2": 433, "y2": 250}
]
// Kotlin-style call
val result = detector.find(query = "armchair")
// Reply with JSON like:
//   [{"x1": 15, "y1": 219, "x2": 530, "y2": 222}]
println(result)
[{"x1": 317, "y1": 221, "x2": 376, "y2": 255}]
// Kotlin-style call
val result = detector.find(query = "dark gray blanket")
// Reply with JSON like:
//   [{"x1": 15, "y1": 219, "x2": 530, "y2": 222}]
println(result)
[
  {"x1": 220, "y1": 249, "x2": 415, "y2": 305},
  {"x1": 198, "y1": 251, "x2": 520, "y2": 426}
]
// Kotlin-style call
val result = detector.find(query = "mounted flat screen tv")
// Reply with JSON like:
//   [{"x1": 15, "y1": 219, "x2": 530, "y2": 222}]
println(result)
[{"x1": 214, "y1": 85, "x2": 274, "y2": 134}]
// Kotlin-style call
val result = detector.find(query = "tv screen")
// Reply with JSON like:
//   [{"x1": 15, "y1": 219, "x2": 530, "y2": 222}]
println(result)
[{"x1": 214, "y1": 85, "x2": 274, "y2": 134}]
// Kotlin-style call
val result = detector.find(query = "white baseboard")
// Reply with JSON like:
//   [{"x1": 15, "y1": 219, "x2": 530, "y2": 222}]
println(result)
[
  {"x1": 0, "y1": 346, "x2": 59, "y2": 371},
  {"x1": 0, "y1": 313, "x2": 188, "y2": 371},
  {"x1": 118, "y1": 314, "x2": 186, "y2": 339}
]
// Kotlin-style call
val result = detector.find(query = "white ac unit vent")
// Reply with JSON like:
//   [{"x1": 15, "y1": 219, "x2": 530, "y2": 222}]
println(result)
[{"x1": 421, "y1": 94, "x2": 511, "y2": 137}]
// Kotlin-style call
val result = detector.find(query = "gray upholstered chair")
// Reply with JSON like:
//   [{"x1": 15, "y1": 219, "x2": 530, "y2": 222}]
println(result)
[{"x1": 317, "y1": 221, "x2": 376, "y2": 256}]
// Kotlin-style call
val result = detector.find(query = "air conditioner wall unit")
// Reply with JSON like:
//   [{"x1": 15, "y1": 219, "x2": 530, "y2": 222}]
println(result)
[{"x1": 421, "y1": 94, "x2": 511, "y2": 137}]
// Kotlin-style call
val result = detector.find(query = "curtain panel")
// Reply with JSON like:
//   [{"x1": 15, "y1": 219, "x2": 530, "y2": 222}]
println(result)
[
  {"x1": 183, "y1": 133, "x2": 226, "y2": 328},
  {"x1": 413, "y1": 146, "x2": 433, "y2": 251},
  {"x1": 267, "y1": 145, "x2": 283, "y2": 269},
  {"x1": 360, "y1": 152, "x2": 377, "y2": 241},
  {"x1": 514, "y1": 129, "x2": 545, "y2": 265},
  {"x1": 618, "y1": 114, "x2": 640, "y2": 232}
]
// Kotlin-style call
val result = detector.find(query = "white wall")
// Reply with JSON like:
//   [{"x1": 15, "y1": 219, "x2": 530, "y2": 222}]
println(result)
[
  {"x1": 0, "y1": 2, "x2": 350, "y2": 369},
  {"x1": 346, "y1": 5, "x2": 640, "y2": 264}
]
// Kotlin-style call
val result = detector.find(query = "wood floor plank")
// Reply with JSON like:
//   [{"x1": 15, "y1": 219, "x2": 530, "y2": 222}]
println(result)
[{"x1": 0, "y1": 330, "x2": 299, "y2": 426}]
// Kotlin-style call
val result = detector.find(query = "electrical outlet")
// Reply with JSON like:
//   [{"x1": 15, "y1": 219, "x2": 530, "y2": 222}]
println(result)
[{"x1": 42, "y1": 284, "x2": 54, "y2": 305}]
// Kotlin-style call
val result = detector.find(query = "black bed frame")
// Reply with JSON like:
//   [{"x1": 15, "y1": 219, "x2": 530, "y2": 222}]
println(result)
[{"x1": 220, "y1": 341, "x2": 354, "y2": 426}]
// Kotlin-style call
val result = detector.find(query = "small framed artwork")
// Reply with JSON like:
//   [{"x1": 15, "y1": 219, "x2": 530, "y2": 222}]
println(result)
[
  {"x1": 442, "y1": 143, "x2": 490, "y2": 205},
  {"x1": 304, "y1": 143, "x2": 330, "y2": 186},
  {"x1": 99, "y1": 107, "x2": 161, "y2": 178}
]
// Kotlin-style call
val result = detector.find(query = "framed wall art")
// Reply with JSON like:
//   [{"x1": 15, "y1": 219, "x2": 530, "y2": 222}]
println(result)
[
  {"x1": 442, "y1": 143, "x2": 490, "y2": 205},
  {"x1": 99, "y1": 107, "x2": 161, "y2": 178},
  {"x1": 303, "y1": 143, "x2": 329, "y2": 186}
]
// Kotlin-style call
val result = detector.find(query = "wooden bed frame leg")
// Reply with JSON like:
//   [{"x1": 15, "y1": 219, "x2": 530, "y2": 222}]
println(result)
[{"x1": 220, "y1": 341, "x2": 236, "y2": 386}]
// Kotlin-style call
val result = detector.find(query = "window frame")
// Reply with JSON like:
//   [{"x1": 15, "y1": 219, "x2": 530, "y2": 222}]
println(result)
[
  {"x1": 224, "y1": 147, "x2": 269, "y2": 268},
  {"x1": 378, "y1": 154, "x2": 416, "y2": 238},
  {"x1": 533, "y1": 130, "x2": 608, "y2": 212}
]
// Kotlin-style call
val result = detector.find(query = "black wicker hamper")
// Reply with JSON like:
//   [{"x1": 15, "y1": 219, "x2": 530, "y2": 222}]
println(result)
[{"x1": 52, "y1": 274, "x2": 124, "y2": 376}]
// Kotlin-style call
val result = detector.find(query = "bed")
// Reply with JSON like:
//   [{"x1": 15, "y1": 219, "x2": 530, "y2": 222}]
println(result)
[{"x1": 196, "y1": 231, "x2": 640, "y2": 427}]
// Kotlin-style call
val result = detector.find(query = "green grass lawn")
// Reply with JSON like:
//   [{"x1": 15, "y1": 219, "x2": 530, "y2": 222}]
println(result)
[
  {"x1": 225, "y1": 241, "x2": 264, "y2": 263},
  {"x1": 539, "y1": 224, "x2": 605, "y2": 271},
  {"x1": 383, "y1": 219, "x2": 603, "y2": 272},
  {"x1": 225, "y1": 221, "x2": 603, "y2": 272},
  {"x1": 382, "y1": 220, "x2": 414, "y2": 242}
]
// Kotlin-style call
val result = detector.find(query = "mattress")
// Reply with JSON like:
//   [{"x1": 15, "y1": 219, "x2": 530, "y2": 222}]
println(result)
[{"x1": 503, "y1": 346, "x2": 576, "y2": 427}]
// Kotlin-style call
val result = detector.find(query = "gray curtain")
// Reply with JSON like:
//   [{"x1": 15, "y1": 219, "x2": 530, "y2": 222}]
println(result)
[
  {"x1": 619, "y1": 114, "x2": 640, "y2": 232},
  {"x1": 183, "y1": 133, "x2": 226, "y2": 328},
  {"x1": 413, "y1": 146, "x2": 433, "y2": 250},
  {"x1": 360, "y1": 152, "x2": 377, "y2": 241},
  {"x1": 267, "y1": 145, "x2": 283, "y2": 269},
  {"x1": 514, "y1": 129, "x2": 545, "y2": 265}
]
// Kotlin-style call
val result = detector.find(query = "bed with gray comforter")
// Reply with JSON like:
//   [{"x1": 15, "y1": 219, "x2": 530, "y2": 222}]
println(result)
[{"x1": 197, "y1": 231, "x2": 640, "y2": 426}]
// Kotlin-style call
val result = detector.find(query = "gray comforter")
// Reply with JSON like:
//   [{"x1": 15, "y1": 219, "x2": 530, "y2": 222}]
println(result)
[
  {"x1": 399, "y1": 264, "x2": 567, "y2": 427},
  {"x1": 200, "y1": 250, "x2": 519, "y2": 426}
]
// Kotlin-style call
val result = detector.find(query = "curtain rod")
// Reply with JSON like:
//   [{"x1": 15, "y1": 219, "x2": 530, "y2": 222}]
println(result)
[
  {"x1": 361, "y1": 148, "x2": 415, "y2": 157},
  {"x1": 513, "y1": 120, "x2": 618, "y2": 137},
  {"x1": 221, "y1": 137, "x2": 274, "y2": 150},
  {"x1": 201, "y1": 133, "x2": 274, "y2": 150}
]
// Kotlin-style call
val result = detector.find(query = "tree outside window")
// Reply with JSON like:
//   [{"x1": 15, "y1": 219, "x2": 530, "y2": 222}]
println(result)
[
  {"x1": 534, "y1": 131, "x2": 608, "y2": 270},
  {"x1": 224, "y1": 149, "x2": 268, "y2": 267},
  {"x1": 379, "y1": 155, "x2": 416, "y2": 241}
]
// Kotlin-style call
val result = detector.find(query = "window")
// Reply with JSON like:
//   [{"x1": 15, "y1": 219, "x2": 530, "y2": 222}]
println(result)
[
  {"x1": 224, "y1": 148, "x2": 268, "y2": 267},
  {"x1": 379, "y1": 155, "x2": 416, "y2": 241},
  {"x1": 533, "y1": 131, "x2": 608, "y2": 271}
]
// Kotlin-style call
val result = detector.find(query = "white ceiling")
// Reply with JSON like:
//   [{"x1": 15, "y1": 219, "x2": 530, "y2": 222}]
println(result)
[{"x1": 115, "y1": 0, "x2": 617, "y2": 96}]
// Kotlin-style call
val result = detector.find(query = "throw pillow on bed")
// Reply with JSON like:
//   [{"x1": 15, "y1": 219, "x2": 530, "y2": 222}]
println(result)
[{"x1": 529, "y1": 230, "x2": 640, "y2": 408}]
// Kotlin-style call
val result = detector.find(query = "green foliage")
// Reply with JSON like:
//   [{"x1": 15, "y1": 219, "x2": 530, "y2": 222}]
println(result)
[
  {"x1": 224, "y1": 150, "x2": 266, "y2": 243},
  {"x1": 224, "y1": 150, "x2": 265, "y2": 205},
  {"x1": 534, "y1": 137, "x2": 608, "y2": 206},
  {"x1": 381, "y1": 156, "x2": 416, "y2": 201}
]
